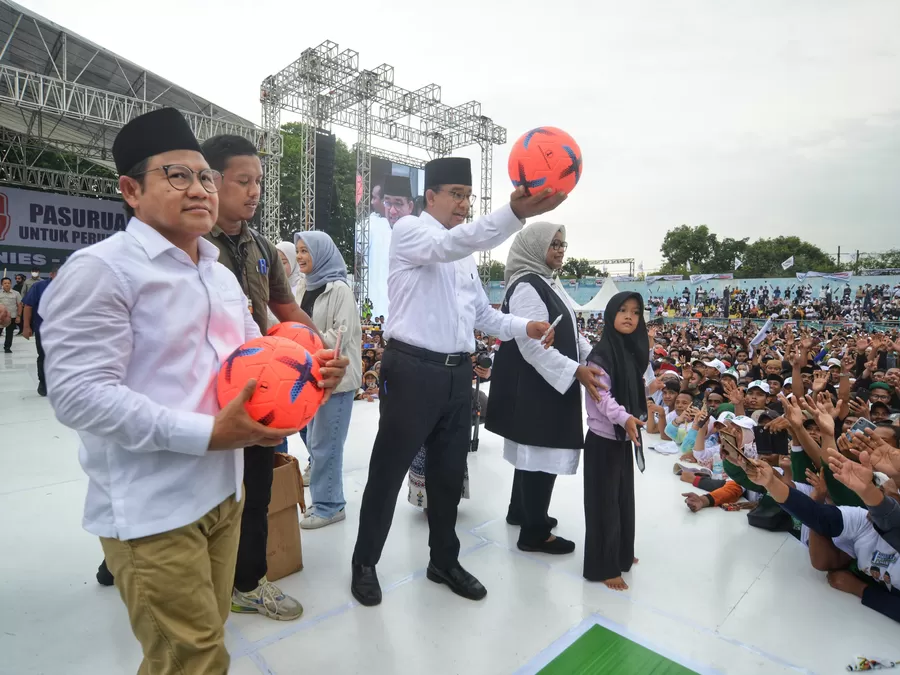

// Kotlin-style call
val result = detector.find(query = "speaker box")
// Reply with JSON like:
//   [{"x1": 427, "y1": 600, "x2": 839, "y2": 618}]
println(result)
[{"x1": 314, "y1": 130, "x2": 336, "y2": 233}]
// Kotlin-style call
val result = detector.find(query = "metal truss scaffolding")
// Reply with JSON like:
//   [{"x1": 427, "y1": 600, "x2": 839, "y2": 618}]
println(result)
[
  {"x1": 0, "y1": 0, "x2": 278, "y2": 229},
  {"x1": 588, "y1": 258, "x2": 636, "y2": 277},
  {"x1": 261, "y1": 40, "x2": 507, "y2": 308}
]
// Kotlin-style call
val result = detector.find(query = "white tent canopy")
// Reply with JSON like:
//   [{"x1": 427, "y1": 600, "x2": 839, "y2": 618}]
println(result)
[{"x1": 574, "y1": 278, "x2": 621, "y2": 315}]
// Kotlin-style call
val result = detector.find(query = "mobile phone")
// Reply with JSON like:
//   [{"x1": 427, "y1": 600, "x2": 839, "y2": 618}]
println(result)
[{"x1": 848, "y1": 417, "x2": 877, "y2": 440}]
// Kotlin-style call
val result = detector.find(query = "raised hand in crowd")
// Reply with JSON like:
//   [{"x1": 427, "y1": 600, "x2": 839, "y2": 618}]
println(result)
[
  {"x1": 841, "y1": 353, "x2": 856, "y2": 375},
  {"x1": 765, "y1": 415, "x2": 791, "y2": 433},
  {"x1": 847, "y1": 397, "x2": 871, "y2": 420},
  {"x1": 780, "y1": 393, "x2": 805, "y2": 428},
  {"x1": 850, "y1": 429, "x2": 900, "y2": 478},
  {"x1": 826, "y1": 448, "x2": 880, "y2": 499},
  {"x1": 722, "y1": 379, "x2": 744, "y2": 407},
  {"x1": 745, "y1": 457, "x2": 776, "y2": 487},
  {"x1": 805, "y1": 467, "x2": 828, "y2": 503},
  {"x1": 811, "y1": 370, "x2": 829, "y2": 394}
]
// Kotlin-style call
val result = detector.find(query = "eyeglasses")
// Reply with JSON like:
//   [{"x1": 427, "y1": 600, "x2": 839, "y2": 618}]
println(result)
[
  {"x1": 550, "y1": 240, "x2": 568, "y2": 251},
  {"x1": 440, "y1": 188, "x2": 477, "y2": 206},
  {"x1": 130, "y1": 164, "x2": 223, "y2": 194},
  {"x1": 382, "y1": 199, "x2": 411, "y2": 211}
]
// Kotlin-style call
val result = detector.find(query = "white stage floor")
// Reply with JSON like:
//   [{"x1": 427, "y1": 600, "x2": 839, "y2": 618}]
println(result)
[{"x1": 1, "y1": 333, "x2": 897, "y2": 675}]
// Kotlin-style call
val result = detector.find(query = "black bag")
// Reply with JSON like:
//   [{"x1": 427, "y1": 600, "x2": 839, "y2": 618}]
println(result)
[{"x1": 747, "y1": 495, "x2": 794, "y2": 532}]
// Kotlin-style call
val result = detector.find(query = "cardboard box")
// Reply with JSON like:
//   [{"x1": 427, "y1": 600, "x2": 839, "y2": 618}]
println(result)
[{"x1": 266, "y1": 452, "x2": 306, "y2": 581}]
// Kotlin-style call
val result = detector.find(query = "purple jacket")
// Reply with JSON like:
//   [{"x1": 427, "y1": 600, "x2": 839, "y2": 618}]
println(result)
[{"x1": 586, "y1": 370, "x2": 634, "y2": 441}]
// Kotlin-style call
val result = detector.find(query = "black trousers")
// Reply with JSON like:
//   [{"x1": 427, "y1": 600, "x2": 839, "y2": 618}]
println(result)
[
  {"x1": 512, "y1": 469, "x2": 557, "y2": 546},
  {"x1": 3, "y1": 320, "x2": 14, "y2": 350},
  {"x1": 353, "y1": 346, "x2": 472, "y2": 569},
  {"x1": 34, "y1": 329, "x2": 46, "y2": 386},
  {"x1": 583, "y1": 431, "x2": 635, "y2": 582},
  {"x1": 234, "y1": 445, "x2": 275, "y2": 592}
]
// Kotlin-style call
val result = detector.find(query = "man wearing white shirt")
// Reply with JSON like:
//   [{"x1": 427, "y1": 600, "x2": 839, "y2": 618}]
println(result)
[
  {"x1": 351, "y1": 157, "x2": 565, "y2": 606},
  {"x1": 40, "y1": 109, "x2": 300, "y2": 674}
]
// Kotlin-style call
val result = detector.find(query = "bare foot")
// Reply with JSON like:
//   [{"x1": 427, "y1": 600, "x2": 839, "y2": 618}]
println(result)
[
  {"x1": 827, "y1": 570, "x2": 867, "y2": 599},
  {"x1": 633, "y1": 557, "x2": 639, "y2": 565},
  {"x1": 545, "y1": 535, "x2": 557, "y2": 543},
  {"x1": 602, "y1": 576, "x2": 629, "y2": 591},
  {"x1": 680, "y1": 471, "x2": 696, "y2": 484}
]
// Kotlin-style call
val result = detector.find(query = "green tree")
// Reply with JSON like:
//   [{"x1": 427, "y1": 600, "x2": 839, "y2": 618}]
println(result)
[
  {"x1": 738, "y1": 236, "x2": 837, "y2": 278},
  {"x1": 478, "y1": 260, "x2": 506, "y2": 281},
  {"x1": 658, "y1": 225, "x2": 718, "y2": 273},
  {"x1": 277, "y1": 123, "x2": 356, "y2": 265},
  {"x1": 560, "y1": 257, "x2": 600, "y2": 279},
  {"x1": 851, "y1": 249, "x2": 900, "y2": 272},
  {"x1": 708, "y1": 236, "x2": 749, "y2": 274}
]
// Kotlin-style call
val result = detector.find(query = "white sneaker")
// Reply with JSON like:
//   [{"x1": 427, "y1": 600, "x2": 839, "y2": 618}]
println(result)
[
  {"x1": 302, "y1": 464, "x2": 311, "y2": 487},
  {"x1": 231, "y1": 577, "x2": 303, "y2": 621},
  {"x1": 300, "y1": 509, "x2": 346, "y2": 530}
]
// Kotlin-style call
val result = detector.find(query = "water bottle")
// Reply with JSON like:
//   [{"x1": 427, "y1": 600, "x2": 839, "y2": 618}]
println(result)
[{"x1": 712, "y1": 453, "x2": 725, "y2": 480}]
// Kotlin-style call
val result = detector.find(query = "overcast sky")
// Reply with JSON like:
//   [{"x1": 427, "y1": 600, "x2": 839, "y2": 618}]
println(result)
[{"x1": 19, "y1": 0, "x2": 900, "y2": 271}]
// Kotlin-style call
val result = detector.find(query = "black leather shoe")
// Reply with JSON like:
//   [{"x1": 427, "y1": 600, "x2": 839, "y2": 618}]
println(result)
[
  {"x1": 506, "y1": 513, "x2": 558, "y2": 529},
  {"x1": 517, "y1": 536, "x2": 576, "y2": 555},
  {"x1": 96, "y1": 559, "x2": 115, "y2": 586},
  {"x1": 351, "y1": 564, "x2": 382, "y2": 606},
  {"x1": 37, "y1": 382, "x2": 47, "y2": 397},
  {"x1": 426, "y1": 563, "x2": 487, "y2": 601}
]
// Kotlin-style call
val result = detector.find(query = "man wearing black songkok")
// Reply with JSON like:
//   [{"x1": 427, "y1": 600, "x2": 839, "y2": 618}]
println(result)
[
  {"x1": 381, "y1": 174, "x2": 415, "y2": 227},
  {"x1": 351, "y1": 157, "x2": 567, "y2": 606},
  {"x1": 39, "y1": 108, "x2": 300, "y2": 673}
]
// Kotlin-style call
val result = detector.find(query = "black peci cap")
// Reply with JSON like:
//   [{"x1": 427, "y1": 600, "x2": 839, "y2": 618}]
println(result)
[
  {"x1": 113, "y1": 108, "x2": 202, "y2": 175},
  {"x1": 424, "y1": 157, "x2": 472, "y2": 188},
  {"x1": 382, "y1": 174, "x2": 413, "y2": 199}
]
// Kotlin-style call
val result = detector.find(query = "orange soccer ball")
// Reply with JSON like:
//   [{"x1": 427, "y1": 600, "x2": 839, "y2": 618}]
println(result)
[
  {"x1": 217, "y1": 336, "x2": 324, "y2": 429},
  {"x1": 508, "y1": 126, "x2": 583, "y2": 196},
  {"x1": 268, "y1": 321, "x2": 325, "y2": 355}
]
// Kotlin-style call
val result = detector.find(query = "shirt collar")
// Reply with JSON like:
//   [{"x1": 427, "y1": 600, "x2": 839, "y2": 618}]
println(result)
[
  {"x1": 209, "y1": 222, "x2": 250, "y2": 241},
  {"x1": 127, "y1": 217, "x2": 220, "y2": 263},
  {"x1": 419, "y1": 210, "x2": 447, "y2": 231}
]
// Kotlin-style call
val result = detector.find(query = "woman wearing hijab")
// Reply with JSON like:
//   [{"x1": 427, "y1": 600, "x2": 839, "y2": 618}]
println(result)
[
  {"x1": 275, "y1": 241, "x2": 305, "y2": 298},
  {"x1": 486, "y1": 222, "x2": 604, "y2": 554},
  {"x1": 294, "y1": 231, "x2": 362, "y2": 529},
  {"x1": 583, "y1": 291, "x2": 651, "y2": 590}
]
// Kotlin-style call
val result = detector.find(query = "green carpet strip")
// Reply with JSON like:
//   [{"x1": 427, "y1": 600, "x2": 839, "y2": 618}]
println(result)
[{"x1": 538, "y1": 624, "x2": 699, "y2": 675}]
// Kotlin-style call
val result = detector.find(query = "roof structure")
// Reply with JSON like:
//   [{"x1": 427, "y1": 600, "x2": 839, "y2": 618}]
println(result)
[
  {"x1": 576, "y1": 278, "x2": 621, "y2": 314},
  {"x1": 0, "y1": 0, "x2": 279, "y2": 203}
]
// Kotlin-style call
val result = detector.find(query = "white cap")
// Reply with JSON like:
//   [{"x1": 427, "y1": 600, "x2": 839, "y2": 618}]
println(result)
[
  {"x1": 783, "y1": 377, "x2": 793, "y2": 386},
  {"x1": 702, "y1": 358, "x2": 727, "y2": 374},
  {"x1": 714, "y1": 411, "x2": 736, "y2": 425},
  {"x1": 730, "y1": 415, "x2": 757, "y2": 430},
  {"x1": 747, "y1": 380, "x2": 771, "y2": 394},
  {"x1": 826, "y1": 358, "x2": 842, "y2": 368}
]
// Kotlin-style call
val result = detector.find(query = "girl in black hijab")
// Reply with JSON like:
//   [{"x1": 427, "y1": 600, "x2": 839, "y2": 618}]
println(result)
[{"x1": 583, "y1": 291, "x2": 650, "y2": 590}]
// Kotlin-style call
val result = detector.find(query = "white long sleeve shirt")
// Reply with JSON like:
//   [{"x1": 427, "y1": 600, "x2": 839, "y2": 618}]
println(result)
[
  {"x1": 502, "y1": 276, "x2": 593, "y2": 475},
  {"x1": 385, "y1": 204, "x2": 529, "y2": 353},
  {"x1": 40, "y1": 218, "x2": 260, "y2": 541}
]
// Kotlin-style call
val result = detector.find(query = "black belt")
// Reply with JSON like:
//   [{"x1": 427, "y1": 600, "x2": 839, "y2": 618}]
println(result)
[{"x1": 388, "y1": 339, "x2": 470, "y2": 367}]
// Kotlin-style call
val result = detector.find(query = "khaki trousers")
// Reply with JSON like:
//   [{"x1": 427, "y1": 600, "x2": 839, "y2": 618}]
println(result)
[{"x1": 101, "y1": 495, "x2": 244, "y2": 675}]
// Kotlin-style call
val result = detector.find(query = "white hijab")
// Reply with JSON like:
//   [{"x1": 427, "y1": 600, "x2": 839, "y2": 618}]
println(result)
[{"x1": 275, "y1": 241, "x2": 302, "y2": 294}]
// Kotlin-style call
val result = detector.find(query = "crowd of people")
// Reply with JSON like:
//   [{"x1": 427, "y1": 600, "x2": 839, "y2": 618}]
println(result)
[
  {"x1": 637, "y1": 282, "x2": 900, "y2": 321},
  {"x1": 639, "y1": 320, "x2": 900, "y2": 621}
]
